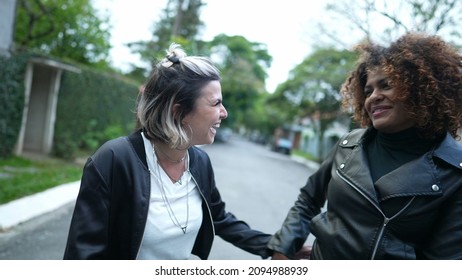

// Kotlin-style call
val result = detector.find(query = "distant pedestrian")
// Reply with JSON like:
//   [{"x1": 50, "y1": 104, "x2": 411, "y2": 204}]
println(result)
[
  {"x1": 64, "y1": 43, "x2": 272, "y2": 260},
  {"x1": 269, "y1": 32, "x2": 462, "y2": 259}
]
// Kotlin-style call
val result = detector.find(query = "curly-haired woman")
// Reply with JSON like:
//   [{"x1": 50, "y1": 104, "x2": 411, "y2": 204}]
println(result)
[{"x1": 268, "y1": 33, "x2": 462, "y2": 259}]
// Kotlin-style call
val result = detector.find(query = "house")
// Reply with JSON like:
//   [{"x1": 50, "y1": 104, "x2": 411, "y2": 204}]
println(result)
[{"x1": 277, "y1": 116, "x2": 350, "y2": 161}]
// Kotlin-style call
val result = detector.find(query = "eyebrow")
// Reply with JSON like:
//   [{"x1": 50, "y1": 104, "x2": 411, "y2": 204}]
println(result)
[{"x1": 365, "y1": 77, "x2": 388, "y2": 88}]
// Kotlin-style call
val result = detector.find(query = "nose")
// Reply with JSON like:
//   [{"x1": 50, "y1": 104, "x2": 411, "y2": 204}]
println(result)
[
  {"x1": 367, "y1": 88, "x2": 383, "y2": 103},
  {"x1": 220, "y1": 104, "x2": 228, "y2": 119}
]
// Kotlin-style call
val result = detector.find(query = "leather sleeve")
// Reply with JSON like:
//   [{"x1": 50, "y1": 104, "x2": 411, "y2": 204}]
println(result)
[
  {"x1": 416, "y1": 169, "x2": 462, "y2": 259},
  {"x1": 195, "y1": 148, "x2": 273, "y2": 259},
  {"x1": 211, "y1": 183, "x2": 273, "y2": 259},
  {"x1": 266, "y1": 144, "x2": 337, "y2": 259},
  {"x1": 63, "y1": 157, "x2": 111, "y2": 259}
]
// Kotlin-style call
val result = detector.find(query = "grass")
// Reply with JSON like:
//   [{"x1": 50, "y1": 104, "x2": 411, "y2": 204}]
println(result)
[
  {"x1": 0, "y1": 156, "x2": 83, "y2": 205},
  {"x1": 292, "y1": 149, "x2": 320, "y2": 163}
]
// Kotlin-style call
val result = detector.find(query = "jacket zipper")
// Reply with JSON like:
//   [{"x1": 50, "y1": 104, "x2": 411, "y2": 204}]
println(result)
[
  {"x1": 135, "y1": 169, "x2": 152, "y2": 259},
  {"x1": 336, "y1": 170, "x2": 415, "y2": 259},
  {"x1": 135, "y1": 213, "x2": 148, "y2": 259},
  {"x1": 190, "y1": 174, "x2": 216, "y2": 237}
]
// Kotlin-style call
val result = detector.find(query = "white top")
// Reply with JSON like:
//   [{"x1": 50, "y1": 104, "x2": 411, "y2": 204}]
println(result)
[{"x1": 136, "y1": 133, "x2": 203, "y2": 260}]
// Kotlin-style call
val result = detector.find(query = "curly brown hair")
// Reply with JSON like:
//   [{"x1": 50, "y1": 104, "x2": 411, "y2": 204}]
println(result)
[{"x1": 340, "y1": 32, "x2": 462, "y2": 140}]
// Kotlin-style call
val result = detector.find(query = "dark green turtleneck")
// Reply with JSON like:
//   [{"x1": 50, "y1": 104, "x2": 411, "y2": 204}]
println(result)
[{"x1": 366, "y1": 128, "x2": 436, "y2": 182}]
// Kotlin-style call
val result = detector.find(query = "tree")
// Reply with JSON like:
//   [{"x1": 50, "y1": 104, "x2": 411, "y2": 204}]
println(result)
[
  {"x1": 128, "y1": 0, "x2": 206, "y2": 69},
  {"x1": 208, "y1": 34, "x2": 272, "y2": 130},
  {"x1": 269, "y1": 47, "x2": 357, "y2": 159},
  {"x1": 14, "y1": 0, "x2": 112, "y2": 68},
  {"x1": 316, "y1": 0, "x2": 462, "y2": 47},
  {"x1": 128, "y1": 1, "x2": 272, "y2": 132}
]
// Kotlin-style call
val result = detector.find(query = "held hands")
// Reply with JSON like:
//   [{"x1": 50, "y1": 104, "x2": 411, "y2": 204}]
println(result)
[
  {"x1": 271, "y1": 246, "x2": 312, "y2": 260},
  {"x1": 271, "y1": 251, "x2": 290, "y2": 260},
  {"x1": 294, "y1": 245, "x2": 312, "y2": 259}
]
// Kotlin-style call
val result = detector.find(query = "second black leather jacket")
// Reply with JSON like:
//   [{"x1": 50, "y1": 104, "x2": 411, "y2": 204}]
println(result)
[
  {"x1": 64, "y1": 130, "x2": 272, "y2": 259},
  {"x1": 268, "y1": 128, "x2": 462, "y2": 259}
]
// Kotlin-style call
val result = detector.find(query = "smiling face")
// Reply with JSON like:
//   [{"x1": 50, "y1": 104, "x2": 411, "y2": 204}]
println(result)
[
  {"x1": 182, "y1": 80, "x2": 228, "y2": 145},
  {"x1": 364, "y1": 69, "x2": 415, "y2": 133}
]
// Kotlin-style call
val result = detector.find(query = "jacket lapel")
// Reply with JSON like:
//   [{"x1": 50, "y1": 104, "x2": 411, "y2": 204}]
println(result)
[
  {"x1": 336, "y1": 129, "x2": 379, "y2": 203},
  {"x1": 375, "y1": 155, "x2": 442, "y2": 201}
]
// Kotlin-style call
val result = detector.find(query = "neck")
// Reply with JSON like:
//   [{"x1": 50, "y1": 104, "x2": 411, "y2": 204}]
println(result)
[
  {"x1": 375, "y1": 127, "x2": 436, "y2": 155},
  {"x1": 153, "y1": 142, "x2": 187, "y2": 164}
]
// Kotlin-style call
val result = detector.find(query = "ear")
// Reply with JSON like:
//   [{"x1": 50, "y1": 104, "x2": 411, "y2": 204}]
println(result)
[{"x1": 172, "y1": 103, "x2": 180, "y2": 114}]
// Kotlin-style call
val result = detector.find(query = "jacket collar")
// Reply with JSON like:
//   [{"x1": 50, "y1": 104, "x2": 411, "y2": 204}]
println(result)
[
  {"x1": 128, "y1": 129, "x2": 148, "y2": 168},
  {"x1": 348, "y1": 128, "x2": 462, "y2": 170},
  {"x1": 433, "y1": 133, "x2": 462, "y2": 170},
  {"x1": 338, "y1": 128, "x2": 461, "y2": 203},
  {"x1": 127, "y1": 129, "x2": 202, "y2": 176}
]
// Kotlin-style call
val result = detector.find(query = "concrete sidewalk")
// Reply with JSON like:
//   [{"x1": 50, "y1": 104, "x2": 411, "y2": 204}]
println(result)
[{"x1": 0, "y1": 180, "x2": 80, "y2": 231}]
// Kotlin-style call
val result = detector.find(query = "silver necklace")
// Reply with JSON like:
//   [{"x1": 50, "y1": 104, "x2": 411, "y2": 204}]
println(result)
[
  {"x1": 157, "y1": 160, "x2": 185, "y2": 185},
  {"x1": 153, "y1": 145, "x2": 185, "y2": 185},
  {"x1": 153, "y1": 145, "x2": 186, "y2": 164},
  {"x1": 150, "y1": 147, "x2": 189, "y2": 234}
]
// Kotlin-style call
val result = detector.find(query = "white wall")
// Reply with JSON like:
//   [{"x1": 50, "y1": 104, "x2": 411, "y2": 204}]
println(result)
[{"x1": 0, "y1": 0, "x2": 17, "y2": 56}]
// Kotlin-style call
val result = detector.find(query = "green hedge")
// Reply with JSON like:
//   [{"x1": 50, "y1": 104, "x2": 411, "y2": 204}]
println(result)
[
  {"x1": 53, "y1": 68, "x2": 139, "y2": 159},
  {"x1": 0, "y1": 51, "x2": 140, "y2": 159},
  {"x1": 0, "y1": 53, "x2": 30, "y2": 158}
]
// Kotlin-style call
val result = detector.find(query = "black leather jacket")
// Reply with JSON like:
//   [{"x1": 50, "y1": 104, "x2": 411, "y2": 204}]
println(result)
[
  {"x1": 64, "y1": 130, "x2": 271, "y2": 259},
  {"x1": 268, "y1": 128, "x2": 462, "y2": 259}
]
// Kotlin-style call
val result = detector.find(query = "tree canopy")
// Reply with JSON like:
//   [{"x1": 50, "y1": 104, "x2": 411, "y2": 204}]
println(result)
[
  {"x1": 127, "y1": 0, "x2": 206, "y2": 68},
  {"x1": 316, "y1": 0, "x2": 462, "y2": 47},
  {"x1": 208, "y1": 34, "x2": 272, "y2": 129},
  {"x1": 267, "y1": 47, "x2": 357, "y2": 157},
  {"x1": 127, "y1": 1, "x2": 273, "y2": 131},
  {"x1": 14, "y1": 0, "x2": 112, "y2": 68}
]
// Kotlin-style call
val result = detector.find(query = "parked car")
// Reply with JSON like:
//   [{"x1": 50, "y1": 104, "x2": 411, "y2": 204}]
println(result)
[{"x1": 272, "y1": 138, "x2": 292, "y2": 155}]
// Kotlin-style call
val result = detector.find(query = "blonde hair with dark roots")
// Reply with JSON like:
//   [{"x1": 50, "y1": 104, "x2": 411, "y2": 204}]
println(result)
[
  {"x1": 136, "y1": 43, "x2": 220, "y2": 148},
  {"x1": 340, "y1": 32, "x2": 462, "y2": 140}
]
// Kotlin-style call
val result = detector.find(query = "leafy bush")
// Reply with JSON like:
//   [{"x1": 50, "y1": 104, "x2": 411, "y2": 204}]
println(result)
[
  {"x1": 0, "y1": 53, "x2": 30, "y2": 158},
  {"x1": 0, "y1": 51, "x2": 139, "y2": 159},
  {"x1": 53, "y1": 67, "x2": 139, "y2": 158}
]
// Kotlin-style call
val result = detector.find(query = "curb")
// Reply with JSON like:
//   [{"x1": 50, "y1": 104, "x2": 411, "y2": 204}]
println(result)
[
  {"x1": 0, "y1": 180, "x2": 80, "y2": 231},
  {"x1": 290, "y1": 155, "x2": 320, "y2": 171}
]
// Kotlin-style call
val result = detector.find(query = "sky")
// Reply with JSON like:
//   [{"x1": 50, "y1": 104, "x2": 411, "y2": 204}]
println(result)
[{"x1": 93, "y1": 0, "x2": 329, "y2": 92}]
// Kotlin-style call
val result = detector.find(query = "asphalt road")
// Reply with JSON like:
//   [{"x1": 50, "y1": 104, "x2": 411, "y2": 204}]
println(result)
[{"x1": 0, "y1": 136, "x2": 317, "y2": 260}]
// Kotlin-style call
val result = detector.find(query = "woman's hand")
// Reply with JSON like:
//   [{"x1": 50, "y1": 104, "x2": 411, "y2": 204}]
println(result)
[
  {"x1": 272, "y1": 251, "x2": 290, "y2": 260},
  {"x1": 294, "y1": 245, "x2": 312, "y2": 259}
]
